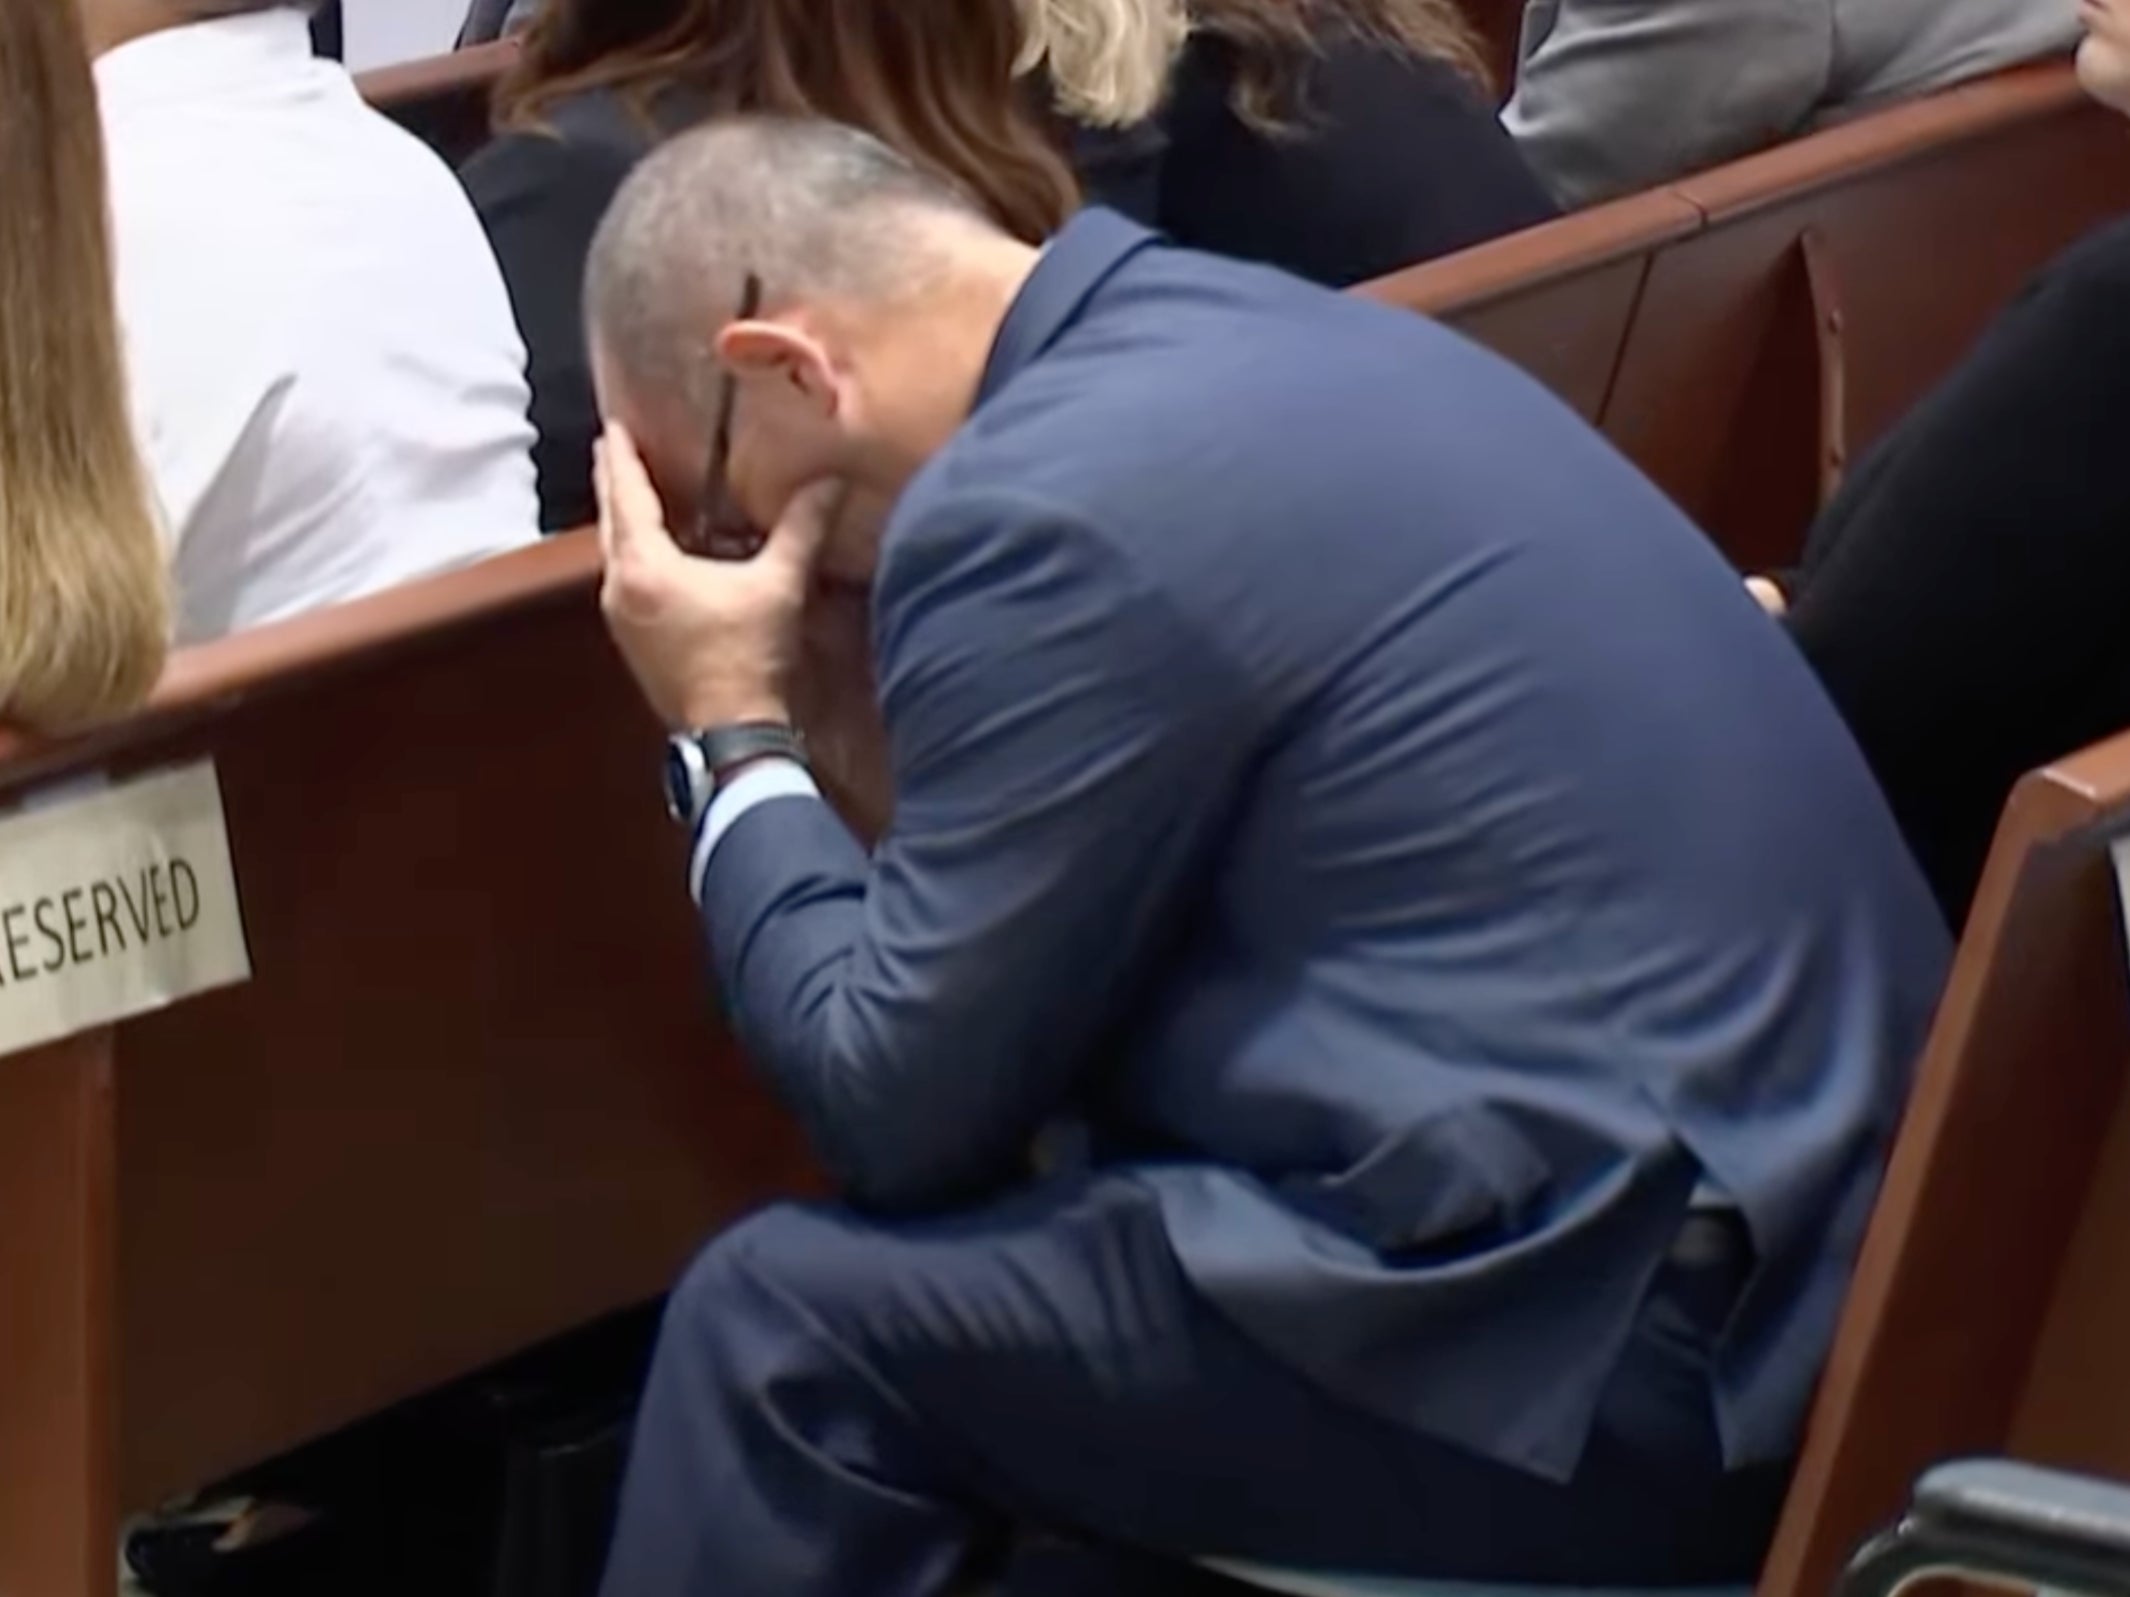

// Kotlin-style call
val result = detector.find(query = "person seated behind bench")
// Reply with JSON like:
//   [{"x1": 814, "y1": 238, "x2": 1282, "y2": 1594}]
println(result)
[
  {"x1": 1756, "y1": 0, "x2": 2130, "y2": 930},
  {"x1": 1506, "y1": 0, "x2": 2081, "y2": 209},
  {"x1": 1022, "y1": 0, "x2": 1560, "y2": 288},
  {"x1": 84, "y1": 0, "x2": 537, "y2": 645},
  {"x1": 0, "y1": 0, "x2": 167, "y2": 733},
  {"x1": 583, "y1": 117, "x2": 1951, "y2": 1597}
]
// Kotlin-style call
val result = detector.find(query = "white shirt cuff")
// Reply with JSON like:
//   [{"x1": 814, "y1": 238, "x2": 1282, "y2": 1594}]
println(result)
[{"x1": 688, "y1": 758, "x2": 822, "y2": 904}]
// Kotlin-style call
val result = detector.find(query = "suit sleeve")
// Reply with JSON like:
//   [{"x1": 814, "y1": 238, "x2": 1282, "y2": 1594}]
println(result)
[
  {"x1": 700, "y1": 498, "x2": 1249, "y2": 1212},
  {"x1": 1503, "y1": 0, "x2": 1833, "y2": 207}
]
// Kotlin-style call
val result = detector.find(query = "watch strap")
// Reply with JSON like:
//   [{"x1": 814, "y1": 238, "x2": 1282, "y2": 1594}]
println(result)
[{"x1": 694, "y1": 720, "x2": 808, "y2": 785}]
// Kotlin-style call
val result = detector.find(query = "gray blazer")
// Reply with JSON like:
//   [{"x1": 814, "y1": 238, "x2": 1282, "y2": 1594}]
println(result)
[{"x1": 1504, "y1": 0, "x2": 2082, "y2": 208}]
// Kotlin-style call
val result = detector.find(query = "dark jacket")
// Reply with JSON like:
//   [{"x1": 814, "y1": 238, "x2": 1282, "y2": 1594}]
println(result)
[
  {"x1": 1787, "y1": 216, "x2": 2130, "y2": 927},
  {"x1": 1078, "y1": 31, "x2": 1558, "y2": 286},
  {"x1": 461, "y1": 88, "x2": 715, "y2": 531},
  {"x1": 309, "y1": 0, "x2": 342, "y2": 60}
]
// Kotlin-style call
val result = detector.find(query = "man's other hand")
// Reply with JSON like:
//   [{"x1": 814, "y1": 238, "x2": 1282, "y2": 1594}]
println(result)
[{"x1": 596, "y1": 422, "x2": 837, "y2": 731}]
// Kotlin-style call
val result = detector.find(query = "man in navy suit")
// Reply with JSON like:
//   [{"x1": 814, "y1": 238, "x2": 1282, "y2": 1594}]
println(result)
[{"x1": 583, "y1": 117, "x2": 1951, "y2": 1597}]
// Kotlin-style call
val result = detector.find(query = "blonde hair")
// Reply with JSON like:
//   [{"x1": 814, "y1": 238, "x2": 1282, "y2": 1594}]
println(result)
[
  {"x1": 0, "y1": 0, "x2": 170, "y2": 733},
  {"x1": 1016, "y1": 0, "x2": 1189, "y2": 127},
  {"x1": 1021, "y1": 0, "x2": 1489, "y2": 130}
]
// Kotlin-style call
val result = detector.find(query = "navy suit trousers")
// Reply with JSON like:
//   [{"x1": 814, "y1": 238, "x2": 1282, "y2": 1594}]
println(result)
[{"x1": 598, "y1": 1173, "x2": 1789, "y2": 1597}]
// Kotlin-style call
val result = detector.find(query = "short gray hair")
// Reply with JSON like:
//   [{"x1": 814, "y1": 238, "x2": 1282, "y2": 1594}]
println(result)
[{"x1": 584, "y1": 116, "x2": 990, "y2": 424}]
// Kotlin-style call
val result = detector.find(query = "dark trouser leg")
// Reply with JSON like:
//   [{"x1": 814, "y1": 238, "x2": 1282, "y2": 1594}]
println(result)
[{"x1": 600, "y1": 1173, "x2": 1786, "y2": 1597}]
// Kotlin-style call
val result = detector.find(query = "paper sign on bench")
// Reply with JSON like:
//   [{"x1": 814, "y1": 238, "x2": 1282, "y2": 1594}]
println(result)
[{"x1": 0, "y1": 760, "x2": 250, "y2": 1054}]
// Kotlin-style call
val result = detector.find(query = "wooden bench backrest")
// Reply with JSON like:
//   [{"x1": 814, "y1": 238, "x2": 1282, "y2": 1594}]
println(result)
[
  {"x1": 1360, "y1": 188, "x2": 1703, "y2": 422},
  {"x1": 1758, "y1": 731, "x2": 2130, "y2": 1597},
  {"x1": 1361, "y1": 63, "x2": 2130, "y2": 572},
  {"x1": 355, "y1": 40, "x2": 515, "y2": 164},
  {"x1": 0, "y1": 539, "x2": 815, "y2": 1509},
  {"x1": 1610, "y1": 64, "x2": 2130, "y2": 571}
]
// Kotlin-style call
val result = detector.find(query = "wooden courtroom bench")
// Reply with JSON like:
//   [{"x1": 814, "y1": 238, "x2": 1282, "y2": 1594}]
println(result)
[
  {"x1": 1362, "y1": 62, "x2": 2130, "y2": 573},
  {"x1": 1360, "y1": 187, "x2": 1703, "y2": 423},
  {"x1": 0, "y1": 537, "x2": 815, "y2": 1597},
  {"x1": 356, "y1": 39, "x2": 516, "y2": 164},
  {"x1": 1611, "y1": 61, "x2": 2130, "y2": 572},
  {"x1": 1755, "y1": 725, "x2": 2130, "y2": 1597}
]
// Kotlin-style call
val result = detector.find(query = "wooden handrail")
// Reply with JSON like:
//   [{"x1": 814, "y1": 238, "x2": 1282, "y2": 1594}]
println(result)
[
  {"x1": 1359, "y1": 188, "x2": 1701, "y2": 313},
  {"x1": 1680, "y1": 61, "x2": 2088, "y2": 221},
  {"x1": 352, "y1": 38, "x2": 517, "y2": 115},
  {"x1": 0, "y1": 534, "x2": 601, "y2": 791}
]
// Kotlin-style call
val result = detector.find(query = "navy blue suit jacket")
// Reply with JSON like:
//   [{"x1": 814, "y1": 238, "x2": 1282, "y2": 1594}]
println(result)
[{"x1": 701, "y1": 211, "x2": 1951, "y2": 1482}]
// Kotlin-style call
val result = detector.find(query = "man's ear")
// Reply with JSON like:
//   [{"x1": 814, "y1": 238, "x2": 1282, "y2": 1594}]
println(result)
[{"x1": 717, "y1": 320, "x2": 840, "y2": 416}]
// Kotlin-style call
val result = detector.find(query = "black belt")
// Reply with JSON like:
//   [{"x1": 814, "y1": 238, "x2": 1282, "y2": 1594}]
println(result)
[{"x1": 1669, "y1": 1208, "x2": 1749, "y2": 1270}]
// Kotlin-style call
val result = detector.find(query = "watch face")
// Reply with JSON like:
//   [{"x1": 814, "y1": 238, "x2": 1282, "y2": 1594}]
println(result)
[{"x1": 665, "y1": 739, "x2": 705, "y2": 824}]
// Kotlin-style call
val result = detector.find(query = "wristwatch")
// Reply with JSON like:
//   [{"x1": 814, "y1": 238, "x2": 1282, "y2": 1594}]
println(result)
[{"x1": 664, "y1": 721, "x2": 808, "y2": 827}]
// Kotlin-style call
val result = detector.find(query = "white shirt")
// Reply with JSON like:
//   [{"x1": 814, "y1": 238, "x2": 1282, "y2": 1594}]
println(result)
[
  {"x1": 688, "y1": 760, "x2": 824, "y2": 904},
  {"x1": 96, "y1": 9, "x2": 539, "y2": 645}
]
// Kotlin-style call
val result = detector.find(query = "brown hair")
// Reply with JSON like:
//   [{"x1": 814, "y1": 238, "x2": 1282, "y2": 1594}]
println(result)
[
  {"x1": 495, "y1": 0, "x2": 1080, "y2": 244},
  {"x1": 0, "y1": 0, "x2": 169, "y2": 733},
  {"x1": 1199, "y1": 0, "x2": 1490, "y2": 130}
]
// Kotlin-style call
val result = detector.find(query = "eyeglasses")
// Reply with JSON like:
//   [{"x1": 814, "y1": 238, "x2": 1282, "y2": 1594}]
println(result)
[{"x1": 689, "y1": 271, "x2": 764, "y2": 559}]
